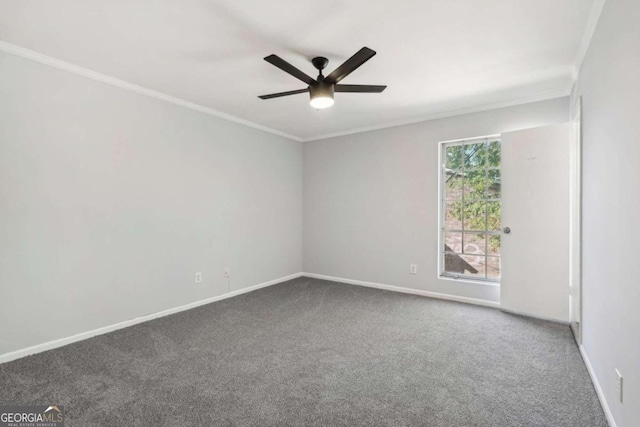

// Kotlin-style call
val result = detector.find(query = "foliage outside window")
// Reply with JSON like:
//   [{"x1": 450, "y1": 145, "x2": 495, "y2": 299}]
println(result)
[{"x1": 440, "y1": 137, "x2": 501, "y2": 281}]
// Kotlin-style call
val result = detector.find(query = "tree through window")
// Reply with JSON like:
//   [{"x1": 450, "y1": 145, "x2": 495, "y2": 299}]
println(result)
[{"x1": 440, "y1": 137, "x2": 501, "y2": 281}]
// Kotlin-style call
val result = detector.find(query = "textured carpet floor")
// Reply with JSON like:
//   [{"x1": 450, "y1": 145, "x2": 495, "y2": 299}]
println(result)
[{"x1": 0, "y1": 277, "x2": 606, "y2": 426}]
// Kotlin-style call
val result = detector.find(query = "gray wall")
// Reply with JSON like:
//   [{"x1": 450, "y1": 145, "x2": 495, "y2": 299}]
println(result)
[
  {"x1": 0, "y1": 52, "x2": 303, "y2": 355},
  {"x1": 304, "y1": 97, "x2": 568, "y2": 303},
  {"x1": 571, "y1": 0, "x2": 640, "y2": 424}
]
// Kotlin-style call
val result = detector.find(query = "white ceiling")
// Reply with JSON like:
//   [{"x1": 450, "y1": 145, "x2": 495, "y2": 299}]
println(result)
[{"x1": 0, "y1": 0, "x2": 597, "y2": 141}]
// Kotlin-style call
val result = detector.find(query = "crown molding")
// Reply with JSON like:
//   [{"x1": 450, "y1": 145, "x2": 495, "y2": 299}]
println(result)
[
  {"x1": 0, "y1": 40, "x2": 303, "y2": 142},
  {"x1": 303, "y1": 0, "x2": 605, "y2": 142},
  {"x1": 301, "y1": 90, "x2": 570, "y2": 142},
  {"x1": 571, "y1": 0, "x2": 607, "y2": 82},
  {"x1": 1, "y1": 38, "x2": 587, "y2": 144}
]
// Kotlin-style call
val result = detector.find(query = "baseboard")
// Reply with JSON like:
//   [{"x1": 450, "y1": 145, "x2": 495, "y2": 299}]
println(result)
[
  {"x1": 0, "y1": 272, "x2": 303, "y2": 365},
  {"x1": 579, "y1": 345, "x2": 617, "y2": 427},
  {"x1": 499, "y1": 307, "x2": 570, "y2": 325},
  {"x1": 302, "y1": 273, "x2": 500, "y2": 308}
]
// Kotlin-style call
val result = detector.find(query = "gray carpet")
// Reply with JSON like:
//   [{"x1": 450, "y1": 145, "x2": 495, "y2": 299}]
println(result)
[{"x1": 0, "y1": 277, "x2": 606, "y2": 426}]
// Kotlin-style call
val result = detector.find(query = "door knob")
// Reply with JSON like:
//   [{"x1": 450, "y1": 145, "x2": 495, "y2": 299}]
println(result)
[{"x1": 503, "y1": 227, "x2": 511, "y2": 234}]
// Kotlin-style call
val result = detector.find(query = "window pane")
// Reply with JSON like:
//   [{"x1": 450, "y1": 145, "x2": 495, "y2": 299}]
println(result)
[
  {"x1": 444, "y1": 173, "x2": 463, "y2": 200},
  {"x1": 486, "y1": 201, "x2": 501, "y2": 231},
  {"x1": 443, "y1": 232, "x2": 462, "y2": 253},
  {"x1": 486, "y1": 256, "x2": 501, "y2": 279},
  {"x1": 463, "y1": 233, "x2": 486, "y2": 254},
  {"x1": 464, "y1": 169, "x2": 487, "y2": 200},
  {"x1": 488, "y1": 169, "x2": 501, "y2": 198},
  {"x1": 488, "y1": 235, "x2": 500, "y2": 255},
  {"x1": 458, "y1": 255, "x2": 486, "y2": 278},
  {"x1": 445, "y1": 145, "x2": 464, "y2": 169},
  {"x1": 487, "y1": 140, "x2": 501, "y2": 168},
  {"x1": 445, "y1": 253, "x2": 484, "y2": 277},
  {"x1": 444, "y1": 201, "x2": 462, "y2": 229},
  {"x1": 464, "y1": 142, "x2": 486, "y2": 169},
  {"x1": 463, "y1": 201, "x2": 486, "y2": 231}
]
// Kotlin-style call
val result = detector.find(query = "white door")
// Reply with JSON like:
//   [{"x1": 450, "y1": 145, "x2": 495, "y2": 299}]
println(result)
[{"x1": 500, "y1": 123, "x2": 571, "y2": 322}]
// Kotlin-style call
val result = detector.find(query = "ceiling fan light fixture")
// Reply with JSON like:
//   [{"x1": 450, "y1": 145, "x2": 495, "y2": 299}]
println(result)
[
  {"x1": 258, "y1": 48, "x2": 386, "y2": 107},
  {"x1": 310, "y1": 95, "x2": 334, "y2": 109},
  {"x1": 309, "y1": 82, "x2": 334, "y2": 109}
]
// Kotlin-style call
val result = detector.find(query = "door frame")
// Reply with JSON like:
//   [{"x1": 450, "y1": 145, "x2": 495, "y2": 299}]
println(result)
[{"x1": 569, "y1": 97, "x2": 583, "y2": 344}]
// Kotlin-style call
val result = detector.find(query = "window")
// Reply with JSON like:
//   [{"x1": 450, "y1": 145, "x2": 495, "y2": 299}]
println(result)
[{"x1": 439, "y1": 136, "x2": 501, "y2": 282}]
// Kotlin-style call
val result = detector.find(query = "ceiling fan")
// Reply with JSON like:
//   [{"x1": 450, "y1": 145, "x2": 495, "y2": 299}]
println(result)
[{"x1": 258, "y1": 47, "x2": 386, "y2": 109}]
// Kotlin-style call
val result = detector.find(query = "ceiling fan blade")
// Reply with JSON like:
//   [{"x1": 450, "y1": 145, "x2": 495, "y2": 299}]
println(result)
[
  {"x1": 335, "y1": 84, "x2": 387, "y2": 93},
  {"x1": 264, "y1": 55, "x2": 316, "y2": 85},
  {"x1": 258, "y1": 88, "x2": 309, "y2": 100},
  {"x1": 324, "y1": 47, "x2": 377, "y2": 84}
]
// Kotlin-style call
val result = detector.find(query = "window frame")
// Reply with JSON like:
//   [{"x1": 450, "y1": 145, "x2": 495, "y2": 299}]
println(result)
[{"x1": 437, "y1": 135, "x2": 501, "y2": 285}]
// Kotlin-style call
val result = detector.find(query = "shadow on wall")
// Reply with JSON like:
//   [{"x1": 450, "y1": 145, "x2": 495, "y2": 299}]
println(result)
[{"x1": 444, "y1": 245, "x2": 479, "y2": 274}]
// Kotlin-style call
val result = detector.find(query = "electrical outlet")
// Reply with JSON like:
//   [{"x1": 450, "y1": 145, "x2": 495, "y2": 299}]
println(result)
[
  {"x1": 224, "y1": 267, "x2": 230, "y2": 278},
  {"x1": 195, "y1": 272, "x2": 202, "y2": 284},
  {"x1": 410, "y1": 264, "x2": 417, "y2": 274},
  {"x1": 615, "y1": 369, "x2": 623, "y2": 403}
]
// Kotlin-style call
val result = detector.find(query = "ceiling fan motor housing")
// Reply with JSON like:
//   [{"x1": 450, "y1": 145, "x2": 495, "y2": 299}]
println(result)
[
  {"x1": 309, "y1": 80, "x2": 334, "y2": 109},
  {"x1": 310, "y1": 80, "x2": 334, "y2": 99}
]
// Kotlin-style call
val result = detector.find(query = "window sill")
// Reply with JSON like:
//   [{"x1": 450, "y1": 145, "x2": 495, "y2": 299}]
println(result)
[{"x1": 439, "y1": 274, "x2": 501, "y2": 287}]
